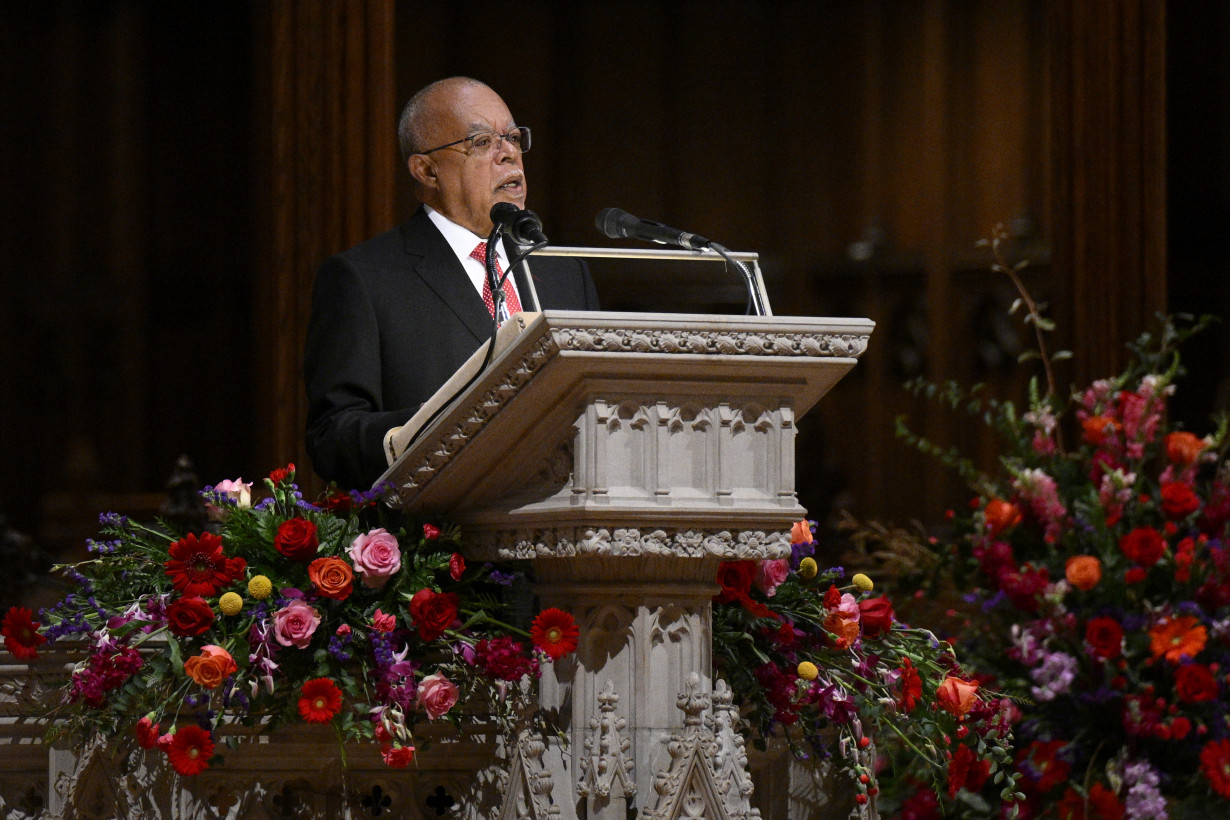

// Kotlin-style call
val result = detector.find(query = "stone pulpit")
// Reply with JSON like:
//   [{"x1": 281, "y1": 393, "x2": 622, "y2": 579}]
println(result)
[{"x1": 378, "y1": 308, "x2": 874, "y2": 820}]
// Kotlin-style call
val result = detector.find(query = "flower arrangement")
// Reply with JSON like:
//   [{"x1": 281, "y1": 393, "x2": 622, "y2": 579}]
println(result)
[
  {"x1": 2, "y1": 465, "x2": 576, "y2": 776},
  {"x1": 2, "y1": 467, "x2": 1026, "y2": 812},
  {"x1": 857, "y1": 229, "x2": 1230, "y2": 818},
  {"x1": 711, "y1": 520, "x2": 1023, "y2": 813}
]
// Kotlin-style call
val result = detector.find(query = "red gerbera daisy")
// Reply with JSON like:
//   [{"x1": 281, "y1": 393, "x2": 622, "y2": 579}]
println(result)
[
  {"x1": 530, "y1": 608, "x2": 579, "y2": 661},
  {"x1": 165, "y1": 725, "x2": 215, "y2": 776},
  {"x1": 163, "y1": 532, "x2": 245, "y2": 597},
  {"x1": 1201, "y1": 738, "x2": 1230, "y2": 799},
  {"x1": 298, "y1": 678, "x2": 343, "y2": 723},
  {"x1": 2, "y1": 606, "x2": 47, "y2": 660}
]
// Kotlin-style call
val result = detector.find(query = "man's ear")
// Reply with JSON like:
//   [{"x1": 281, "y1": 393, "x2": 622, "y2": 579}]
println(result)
[{"x1": 407, "y1": 154, "x2": 438, "y2": 190}]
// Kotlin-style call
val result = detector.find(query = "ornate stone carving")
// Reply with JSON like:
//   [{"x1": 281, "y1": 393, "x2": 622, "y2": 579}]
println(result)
[
  {"x1": 577, "y1": 681, "x2": 636, "y2": 810},
  {"x1": 474, "y1": 526, "x2": 790, "y2": 561},
  {"x1": 551, "y1": 327, "x2": 870, "y2": 359},
  {"x1": 498, "y1": 729, "x2": 562, "y2": 820},
  {"x1": 644, "y1": 674, "x2": 761, "y2": 820}
]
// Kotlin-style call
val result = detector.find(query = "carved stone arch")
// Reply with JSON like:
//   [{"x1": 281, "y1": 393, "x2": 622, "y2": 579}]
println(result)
[{"x1": 580, "y1": 603, "x2": 636, "y2": 666}]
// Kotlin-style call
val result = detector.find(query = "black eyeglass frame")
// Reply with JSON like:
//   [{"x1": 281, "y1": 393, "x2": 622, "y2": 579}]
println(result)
[{"x1": 416, "y1": 126, "x2": 531, "y2": 157}]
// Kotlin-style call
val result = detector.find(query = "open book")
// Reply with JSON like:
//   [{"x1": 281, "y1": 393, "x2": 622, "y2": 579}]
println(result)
[{"x1": 384, "y1": 312, "x2": 540, "y2": 466}]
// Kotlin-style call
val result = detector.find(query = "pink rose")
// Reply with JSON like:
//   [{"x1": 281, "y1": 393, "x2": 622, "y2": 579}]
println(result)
[
  {"x1": 207, "y1": 478, "x2": 252, "y2": 521},
  {"x1": 754, "y1": 559, "x2": 790, "y2": 597},
  {"x1": 417, "y1": 672, "x2": 459, "y2": 719},
  {"x1": 348, "y1": 528, "x2": 402, "y2": 588},
  {"x1": 372, "y1": 609, "x2": 396, "y2": 633},
  {"x1": 273, "y1": 600, "x2": 321, "y2": 649}
]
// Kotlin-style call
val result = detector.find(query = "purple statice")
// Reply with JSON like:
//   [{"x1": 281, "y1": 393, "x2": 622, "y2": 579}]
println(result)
[
  {"x1": 85, "y1": 538, "x2": 120, "y2": 555},
  {"x1": 1030, "y1": 651, "x2": 1078, "y2": 702},
  {"x1": 254, "y1": 496, "x2": 277, "y2": 511},
  {"x1": 350, "y1": 482, "x2": 393, "y2": 507},
  {"x1": 1123, "y1": 759, "x2": 1167, "y2": 820},
  {"x1": 485, "y1": 566, "x2": 516, "y2": 586},
  {"x1": 222, "y1": 680, "x2": 250, "y2": 717},
  {"x1": 789, "y1": 538, "x2": 816, "y2": 570},
  {"x1": 98, "y1": 511, "x2": 129, "y2": 527},
  {"x1": 328, "y1": 627, "x2": 354, "y2": 662}
]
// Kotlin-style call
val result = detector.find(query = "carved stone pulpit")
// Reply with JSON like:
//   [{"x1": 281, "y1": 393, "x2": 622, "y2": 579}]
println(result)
[{"x1": 378, "y1": 309, "x2": 874, "y2": 820}]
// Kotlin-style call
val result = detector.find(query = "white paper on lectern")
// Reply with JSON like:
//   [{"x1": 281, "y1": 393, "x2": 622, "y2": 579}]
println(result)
[{"x1": 385, "y1": 312, "x2": 540, "y2": 465}]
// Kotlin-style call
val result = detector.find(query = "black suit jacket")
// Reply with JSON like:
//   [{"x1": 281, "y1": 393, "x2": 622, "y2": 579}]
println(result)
[{"x1": 304, "y1": 207, "x2": 599, "y2": 489}]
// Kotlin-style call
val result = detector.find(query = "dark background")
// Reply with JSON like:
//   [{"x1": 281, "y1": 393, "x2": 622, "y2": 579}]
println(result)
[{"x1": 1, "y1": 1, "x2": 1227, "y2": 605}]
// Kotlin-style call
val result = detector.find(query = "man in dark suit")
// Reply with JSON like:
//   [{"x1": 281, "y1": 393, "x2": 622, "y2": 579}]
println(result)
[{"x1": 304, "y1": 77, "x2": 598, "y2": 490}]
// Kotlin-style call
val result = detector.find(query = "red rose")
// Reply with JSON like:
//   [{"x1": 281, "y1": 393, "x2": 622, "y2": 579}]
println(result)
[
  {"x1": 408, "y1": 588, "x2": 459, "y2": 642},
  {"x1": 449, "y1": 553, "x2": 465, "y2": 582},
  {"x1": 1120, "y1": 526, "x2": 1166, "y2": 567},
  {"x1": 275, "y1": 518, "x2": 319, "y2": 562},
  {"x1": 858, "y1": 597, "x2": 895, "y2": 638},
  {"x1": 422, "y1": 523, "x2": 441, "y2": 540},
  {"x1": 165, "y1": 596, "x2": 216, "y2": 637},
  {"x1": 1161, "y1": 481, "x2": 1201, "y2": 520},
  {"x1": 1085, "y1": 616, "x2": 1123, "y2": 659},
  {"x1": 714, "y1": 561, "x2": 757, "y2": 604},
  {"x1": 1175, "y1": 663, "x2": 1219, "y2": 703}
]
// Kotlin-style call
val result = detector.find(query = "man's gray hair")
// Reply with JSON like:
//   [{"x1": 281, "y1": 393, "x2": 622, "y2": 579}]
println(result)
[{"x1": 397, "y1": 76, "x2": 489, "y2": 162}]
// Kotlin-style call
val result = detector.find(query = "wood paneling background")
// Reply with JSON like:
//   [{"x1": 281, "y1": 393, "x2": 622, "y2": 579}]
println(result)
[{"x1": 2, "y1": 1, "x2": 1228, "y2": 603}]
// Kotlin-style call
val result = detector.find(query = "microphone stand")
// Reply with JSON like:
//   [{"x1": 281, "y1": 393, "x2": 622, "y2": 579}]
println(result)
[{"x1": 709, "y1": 241, "x2": 767, "y2": 317}]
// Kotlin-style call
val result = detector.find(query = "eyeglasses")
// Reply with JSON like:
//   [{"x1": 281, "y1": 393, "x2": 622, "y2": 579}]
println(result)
[{"x1": 417, "y1": 126, "x2": 531, "y2": 157}]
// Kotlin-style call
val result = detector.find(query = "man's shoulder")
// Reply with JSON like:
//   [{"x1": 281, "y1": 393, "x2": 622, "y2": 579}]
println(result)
[{"x1": 333, "y1": 214, "x2": 427, "y2": 266}]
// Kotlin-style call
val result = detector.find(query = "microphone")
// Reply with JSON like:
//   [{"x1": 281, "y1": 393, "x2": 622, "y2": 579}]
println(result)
[
  {"x1": 595, "y1": 207, "x2": 711, "y2": 251},
  {"x1": 490, "y1": 202, "x2": 548, "y2": 246}
]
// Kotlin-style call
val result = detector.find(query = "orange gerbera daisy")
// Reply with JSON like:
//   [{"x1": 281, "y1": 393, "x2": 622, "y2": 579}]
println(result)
[
  {"x1": 530, "y1": 608, "x2": 579, "y2": 661},
  {"x1": 298, "y1": 678, "x2": 343, "y2": 723},
  {"x1": 165, "y1": 725, "x2": 215, "y2": 776},
  {"x1": 1149, "y1": 615, "x2": 1208, "y2": 663}
]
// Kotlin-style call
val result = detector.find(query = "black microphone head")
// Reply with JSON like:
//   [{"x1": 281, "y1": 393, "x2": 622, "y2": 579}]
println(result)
[
  {"x1": 596, "y1": 207, "x2": 634, "y2": 239},
  {"x1": 490, "y1": 202, "x2": 519, "y2": 225}
]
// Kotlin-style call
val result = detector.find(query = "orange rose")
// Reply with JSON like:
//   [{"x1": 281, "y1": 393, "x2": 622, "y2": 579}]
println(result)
[
  {"x1": 183, "y1": 644, "x2": 237, "y2": 689},
  {"x1": 790, "y1": 520, "x2": 813, "y2": 544},
  {"x1": 1165, "y1": 431, "x2": 1205, "y2": 467},
  {"x1": 984, "y1": 499, "x2": 1023, "y2": 537},
  {"x1": 936, "y1": 676, "x2": 980, "y2": 717},
  {"x1": 308, "y1": 557, "x2": 354, "y2": 600},
  {"x1": 1065, "y1": 555, "x2": 1102, "y2": 592}
]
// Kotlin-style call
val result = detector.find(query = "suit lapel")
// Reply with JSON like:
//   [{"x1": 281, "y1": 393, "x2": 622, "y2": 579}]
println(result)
[{"x1": 400, "y1": 209, "x2": 493, "y2": 343}]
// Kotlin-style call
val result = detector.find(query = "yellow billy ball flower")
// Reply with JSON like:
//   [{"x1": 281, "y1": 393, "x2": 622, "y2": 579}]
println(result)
[
  {"x1": 248, "y1": 574, "x2": 273, "y2": 600},
  {"x1": 219, "y1": 592, "x2": 244, "y2": 616},
  {"x1": 852, "y1": 573, "x2": 874, "y2": 592},
  {"x1": 798, "y1": 557, "x2": 818, "y2": 579},
  {"x1": 797, "y1": 661, "x2": 819, "y2": 681}
]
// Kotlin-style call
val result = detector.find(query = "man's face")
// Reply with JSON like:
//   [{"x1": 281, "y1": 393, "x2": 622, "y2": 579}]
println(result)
[{"x1": 412, "y1": 84, "x2": 527, "y2": 236}]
